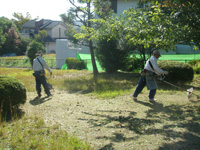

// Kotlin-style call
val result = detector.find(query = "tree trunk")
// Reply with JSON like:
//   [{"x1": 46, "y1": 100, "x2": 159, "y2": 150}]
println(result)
[
  {"x1": 87, "y1": 2, "x2": 98, "y2": 75},
  {"x1": 89, "y1": 40, "x2": 98, "y2": 75}
]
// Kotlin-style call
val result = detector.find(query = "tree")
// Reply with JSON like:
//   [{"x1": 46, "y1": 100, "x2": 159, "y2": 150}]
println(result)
[
  {"x1": 0, "y1": 27, "x2": 6, "y2": 49},
  {"x1": 12, "y1": 12, "x2": 35, "y2": 31},
  {"x1": 60, "y1": 0, "x2": 112, "y2": 75},
  {"x1": 92, "y1": 5, "x2": 181, "y2": 66},
  {"x1": 34, "y1": 30, "x2": 47, "y2": 45},
  {"x1": 27, "y1": 40, "x2": 45, "y2": 66},
  {"x1": 95, "y1": 36, "x2": 131, "y2": 73},
  {"x1": 0, "y1": 17, "x2": 22, "y2": 55},
  {"x1": 141, "y1": 0, "x2": 200, "y2": 47}
]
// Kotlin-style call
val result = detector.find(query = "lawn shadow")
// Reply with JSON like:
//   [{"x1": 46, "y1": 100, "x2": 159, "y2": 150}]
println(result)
[
  {"x1": 29, "y1": 96, "x2": 52, "y2": 106},
  {"x1": 80, "y1": 99, "x2": 200, "y2": 149}
]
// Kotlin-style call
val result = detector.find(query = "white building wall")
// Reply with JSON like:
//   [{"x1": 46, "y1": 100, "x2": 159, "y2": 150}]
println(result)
[
  {"x1": 56, "y1": 39, "x2": 80, "y2": 69},
  {"x1": 52, "y1": 24, "x2": 67, "y2": 39},
  {"x1": 46, "y1": 42, "x2": 56, "y2": 54},
  {"x1": 117, "y1": 0, "x2": 138, "y2": 15}
]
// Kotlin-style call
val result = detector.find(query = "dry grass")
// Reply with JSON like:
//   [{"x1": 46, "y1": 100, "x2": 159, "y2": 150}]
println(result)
[{"x1": 1, "y1": 68, "x2": 200, "y2": 150}]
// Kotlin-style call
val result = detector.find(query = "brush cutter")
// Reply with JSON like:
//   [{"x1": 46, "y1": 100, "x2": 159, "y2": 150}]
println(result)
[
  {"x1": 46, "y1": 74, "x2": 54, "y2": 90},
  {"x1": 158, "y1": 74, "x2": 199, "y2": 102}
]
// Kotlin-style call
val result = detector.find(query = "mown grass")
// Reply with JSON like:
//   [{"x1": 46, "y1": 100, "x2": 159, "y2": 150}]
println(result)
[
  {"x1": 1, "y1": 68, "x2": 200, "y2": 149},
  {"x1": 0, "y1": 116, "x2": 92, "y2": 150}
]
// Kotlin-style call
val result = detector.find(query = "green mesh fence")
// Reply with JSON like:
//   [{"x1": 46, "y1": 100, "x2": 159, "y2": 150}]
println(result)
[
  {"x1": 61, "y1": 53, "x2": 200, "y2": 71},
  {"x1": 77, "y1": 53, "x2": 104, "y2": 71}
]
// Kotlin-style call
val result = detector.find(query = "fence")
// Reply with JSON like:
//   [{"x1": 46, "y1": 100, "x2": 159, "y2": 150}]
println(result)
[
  {"x1": 0, "y1": 58, "x2": 195, "y2": 70},
  {"x1": 0, "y1": 59, "x2": 57, "y2": 69}
]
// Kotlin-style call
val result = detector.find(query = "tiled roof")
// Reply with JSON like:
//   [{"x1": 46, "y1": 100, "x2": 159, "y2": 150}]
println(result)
[
  {"x1": 21, "y1": 19, "x2": 62, "y2": 29},
  {"x1": 43, "y1": 35, "x2": 56, "y2": 42},
  {"x1": 21, "y1": 20, "x2": 36, "y2": 28},
  {"x1": 40, "y1": 21, "x2": 61, "y2": 29}
]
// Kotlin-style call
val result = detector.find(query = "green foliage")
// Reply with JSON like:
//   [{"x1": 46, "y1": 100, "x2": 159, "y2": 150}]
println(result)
[
  {"x1": 34, "y1": 30, "x2": 47, "y2": 45},
  {"x1": 158, "y1": 60, "x2": 194, "y2": 82},
  {"x1": 122, "y1": 57, "x2": 143, "y2": 72},
  {"x1": 188, "y1": 60, "x2": 199, "y2": 67},
  {"x1": 11, "y1": 12, "x2": 32, "y2": 31},
  {"x1": 145, "y1": 0, "x2": 200, "y2": 47},
  {"x1": 0, "y1": 26, "x2": 6, "y2": 48},
  {"x1": 65, "y1": 57, "x2": 87, "y2": 70},
  {"x1": 27, "y1": 40, "x2": 45, "y2": 66},
  {"x1": 0, "y1": 75, "x2": 26, "y2": 115},
  {"x1": 95, "y1": 37, "x2": 130, "y2": 73},
  {"x1": 0, "y1": 17, "x2": 21, "y2": 55},
  {"x1": 188, "y1": 60, "x2": 200, "y2": 74}
]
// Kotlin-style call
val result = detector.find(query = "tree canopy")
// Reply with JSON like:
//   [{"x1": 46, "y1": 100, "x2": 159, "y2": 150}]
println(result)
[{"x1": 60, "y1": 0, "x2": 112, "y2": 75}]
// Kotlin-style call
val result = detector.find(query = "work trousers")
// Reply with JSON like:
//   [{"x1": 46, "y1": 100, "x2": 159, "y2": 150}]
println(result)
[
  {"x1": 35, "y1": 75, "x2": 50, "y2": 96},
  {"x1": 133, "y1": 76, "x2": 156, "y2": 99}
]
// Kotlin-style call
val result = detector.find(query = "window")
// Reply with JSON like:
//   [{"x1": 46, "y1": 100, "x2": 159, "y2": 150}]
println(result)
[{"x1": 110, "y1": 0, "x2": 117, "y2": 13}]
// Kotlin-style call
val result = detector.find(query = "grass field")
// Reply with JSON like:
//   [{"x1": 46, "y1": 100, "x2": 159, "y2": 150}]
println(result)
[{"x1": 1, "y1": 68, "x2": 200, "y2": 149}]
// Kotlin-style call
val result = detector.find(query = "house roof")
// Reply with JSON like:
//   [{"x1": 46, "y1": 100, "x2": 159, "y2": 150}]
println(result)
[
  {"x1": 40, "y1": 21, "x2": 61, "y2": 29},
  {"x1": 43, "y1": 35, "x2": 56, "y2": 42},
  {"x1": 21, "y1": 19, "x2": 63, "y2": 29},
  {"x1": 21, "y1": 20, "x2": 36, "y2": 28}
]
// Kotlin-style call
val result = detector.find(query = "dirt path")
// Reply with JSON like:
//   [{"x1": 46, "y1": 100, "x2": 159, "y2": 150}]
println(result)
[{"x1": 22, "y1": 89, "x2": 189, "y2": 150}]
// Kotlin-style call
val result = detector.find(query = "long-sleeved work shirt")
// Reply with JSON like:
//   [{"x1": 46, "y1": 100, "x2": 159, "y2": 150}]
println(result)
[
  {"x1": 144, "y1": 56, "x2": 166, "y2": 75},
  {"x1": 33, "y1": 56, "x2": 52, "y2": 73}
]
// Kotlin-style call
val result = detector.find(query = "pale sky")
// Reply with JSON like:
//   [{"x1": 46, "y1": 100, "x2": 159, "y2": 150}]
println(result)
[{"x1": 0, "y1": 0, "x2": 72, "y2": 21}]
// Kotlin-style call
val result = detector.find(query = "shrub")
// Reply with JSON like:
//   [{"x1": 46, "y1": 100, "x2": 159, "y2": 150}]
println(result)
[
  {"x1": 158, "y1": 60, "x2": 194, "y2": 82},
  {"x1": 0, "y1": 75, "x2": 26, "y2": 114},
  {"x1": 188, "y1": 60, "x2": 200, "y2": 67},
  {"x1": 95, "y1": 37, "x2": 131, "y2": 73},
  {"x1": 193, "y1": 67, "x2": 200, "y2": 74},
  {"x1": 122, "y1": 57, "x2": 143, "y2": 72},
  {"x1": 65, "y1": 58, "x2": 87, "y2": 70},
  {"x1": 27, "y1": 40, "x2": 45, "y2": 66}
]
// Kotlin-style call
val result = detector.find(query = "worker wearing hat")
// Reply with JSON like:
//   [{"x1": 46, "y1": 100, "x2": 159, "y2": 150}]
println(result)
[
  {"x1": 133, "y1": 50, "x2": 168, "y2": 102},
  {"x1": 33, "y1": 50, "x2": 53, "y2": 98}
]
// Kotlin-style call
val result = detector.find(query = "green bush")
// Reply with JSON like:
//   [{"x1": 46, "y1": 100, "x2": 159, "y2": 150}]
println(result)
[
  {"x1": 0, "y1": 75, "x2": 26, "y2": 114},
  {"x1": 95, "y1": 37, "x2": 131, "y2": 73},
  {"x1": 65, "y1": 58, "x2": 87, "y2": 70},
  {"x1": 122, "y1": 57, "x2": 143, "y2": 72},
  {"x1": 158, "y1": 60, "x2": 194, "y2": 82},
  {"x1": 27, "y1": 40, "x2": 45, "y2": 66},
  {"x1": 193, "y1": 67, "x2": 200, "y2": 74},
  {"x1": 188, "y1": 60, "x2": 200, "y2": 67}
]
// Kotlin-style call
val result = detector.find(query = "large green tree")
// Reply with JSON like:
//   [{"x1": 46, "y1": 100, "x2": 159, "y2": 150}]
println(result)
[
  {"x1": 141, "y1": 0, "x2": 200, "y2": 47},
  {"x1": 60, "y1": 0, "x2": 112, "y2": 75},
  {"x1": 0, "y1": 27, "x2": 6, "y2": 48},
  {"x1": 91, "y1": 5, "x2": 181, "y2": 66},
  {"x1": 11, "y1": 12, "x2": 36, "y2": 31},
  {"x1": 0, "y1": 17, "x2": 22, "y2": 55}
]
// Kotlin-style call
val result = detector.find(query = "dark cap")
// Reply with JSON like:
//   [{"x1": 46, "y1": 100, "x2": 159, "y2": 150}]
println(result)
[{"x1": 153, "y1": 50, "x2": 161, "y2": 56}]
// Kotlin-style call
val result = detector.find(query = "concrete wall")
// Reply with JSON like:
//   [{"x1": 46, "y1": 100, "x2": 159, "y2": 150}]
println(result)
[
  {"x1": 117, "y1": 0, "x2": 138, "y2": 15},
  {"x1": 45, "y1": 42, "x2": 56, "y2": 54},
  {"x1": 56, "y1": 39, "x2": 91, "y2": 69},
  {"x1": 56, "y1": 39, "x2": 79, "y2": 69},
  {"x1": 159, "y1": 44, "x2": 200, "y2": 54}
]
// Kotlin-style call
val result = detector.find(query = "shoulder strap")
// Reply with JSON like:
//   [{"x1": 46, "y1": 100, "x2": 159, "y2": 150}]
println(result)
[
  {"x1": 149, "y1": 60, "x2": 154, "y2": 71},
  {"x1": 37, "y1": 58, "x2": 44, "y2": 70}
]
